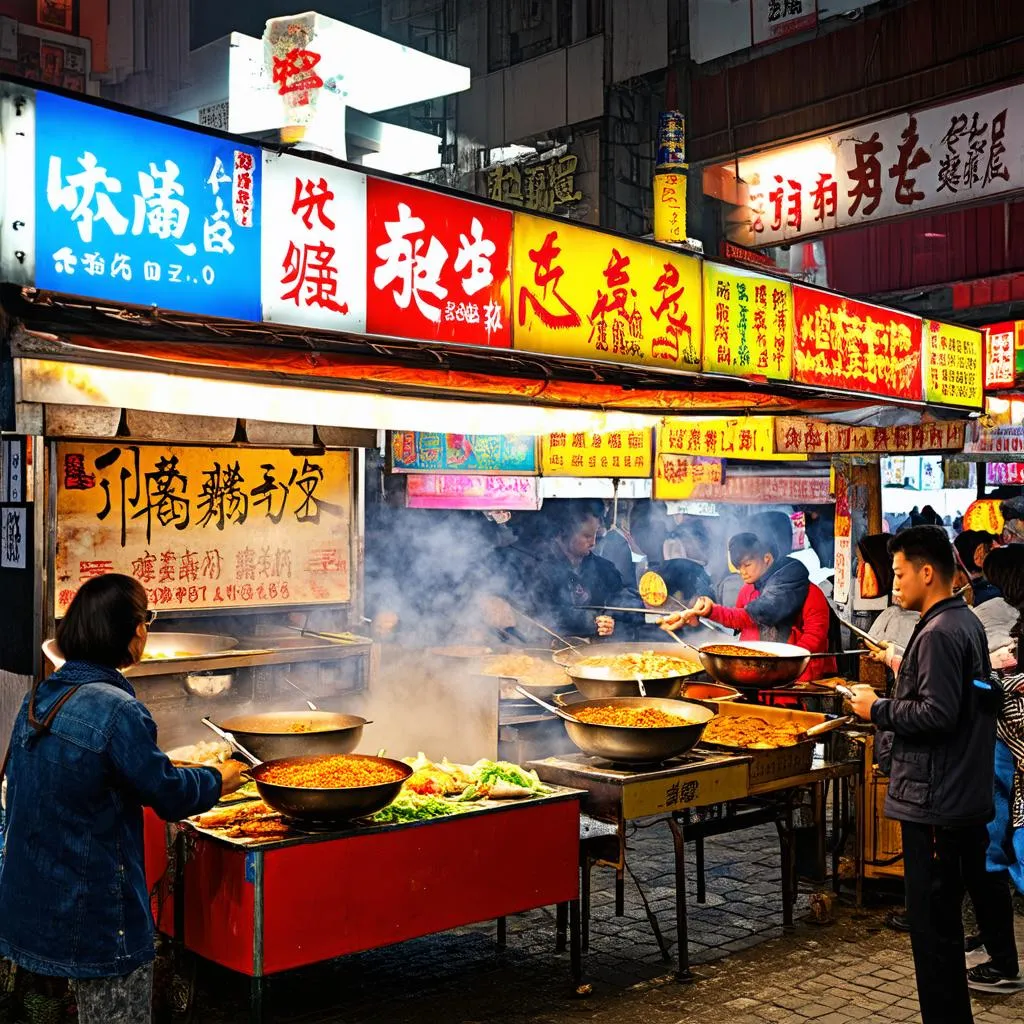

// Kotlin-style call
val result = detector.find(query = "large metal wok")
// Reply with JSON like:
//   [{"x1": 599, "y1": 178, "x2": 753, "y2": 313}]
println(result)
[
  {"x1": 697, "y1": 640, "x2": 810, "y2": 689},
  {"x1": 216, "y1": 711, "x2": 369, "y2": 761},
  {"x1": 553, "y1": 642, "x2": 706, "y2": 700},
  {"x1": 517, "y1": 690, "x2": 714, "y2": 765},
  {"x1": 246, "y1": 754, "x2": 412, "y2": 823},
  {"x1": 143, "y1": 632, "x2": 239, "y2": 659}
]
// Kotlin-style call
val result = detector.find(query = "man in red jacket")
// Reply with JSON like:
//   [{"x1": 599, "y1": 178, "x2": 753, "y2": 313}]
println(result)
[{"x1": 662, "y1": 532, "x2": 836, "y2": 683}]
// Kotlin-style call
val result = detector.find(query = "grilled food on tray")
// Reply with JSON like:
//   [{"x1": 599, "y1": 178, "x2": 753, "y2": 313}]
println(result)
[
  {"x1": 701, "y1": 644, "x2": 778, "y2": 658},
  {"x1": 702, "y1": 715, "x2": 804, "y2": 748},
  {"x1": 573, "y1": 651, "x2": 700, "y2": 678},
  {"x1": 572, "y1": 705, "x2": 699, "y2": 729}
]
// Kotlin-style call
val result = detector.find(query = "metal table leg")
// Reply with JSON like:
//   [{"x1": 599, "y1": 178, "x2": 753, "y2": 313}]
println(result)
[
  {"x1": 615, "y1": 869, "x2": 625, "y2": 915},
  {"x1": 667, "y1": 814, "x2": 692, "y2": 982},
  {"x1": 249, "y1": 978, "x2": 265, "y2": 1024},
  {"x1": 496, "y1": 916, "x2": 507, "y2": 949},
  {"x1": 695, "y1": 835, "x2": 706, "y2": 904},
  {"x1": 569, "y1": 898, "x2": 589, "y2": 995},
  {"x1": 776, "y1": 792, "x2": 796, "y2": 929},
  {"x1": 555, "y1": 902, "x2": 568, "y2": 952},
  {"x1": 581, "y1": 855, "x2": 592, "y2": 953}
]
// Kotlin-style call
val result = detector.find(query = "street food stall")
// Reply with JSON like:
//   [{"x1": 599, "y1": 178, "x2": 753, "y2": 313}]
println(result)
[{"x1": 0, "y1": 76, "x2": 987, "y2": 1021}]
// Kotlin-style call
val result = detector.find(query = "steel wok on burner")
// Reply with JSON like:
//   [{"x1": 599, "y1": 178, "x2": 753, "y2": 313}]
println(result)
[{"x1": 697, "y1": 641, "x2": 810, "y2": 689}]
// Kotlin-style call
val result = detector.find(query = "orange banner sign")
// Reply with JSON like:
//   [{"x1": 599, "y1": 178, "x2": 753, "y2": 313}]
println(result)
[
  {"x1": 540, "y1": 429, "x2": 652, "y2": 477},
  {"x1": 774, "y1": 417, "x2": 967, "y2": 455},
  {"x1": 653, "y1": 454, "x2": 723, "y2": 500},
  {"x1": 702, "y1": 265, "x2": 793, "y2": 380}
]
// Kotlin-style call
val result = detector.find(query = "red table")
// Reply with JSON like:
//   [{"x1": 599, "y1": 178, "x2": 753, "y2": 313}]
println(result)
[{"x1": 146, "y1": 793, "x2": 582, "y2": 1022}]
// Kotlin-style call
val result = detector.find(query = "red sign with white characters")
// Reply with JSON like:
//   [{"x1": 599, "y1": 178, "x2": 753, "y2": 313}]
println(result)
[{"x1": 366, "y1": 179, "x2": 513, "y2": 348}]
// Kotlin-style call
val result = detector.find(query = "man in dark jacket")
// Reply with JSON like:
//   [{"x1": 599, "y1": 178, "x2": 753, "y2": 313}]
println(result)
[{"x1": 850, "y1": 526, "x2": 1019, "y2": 1022}]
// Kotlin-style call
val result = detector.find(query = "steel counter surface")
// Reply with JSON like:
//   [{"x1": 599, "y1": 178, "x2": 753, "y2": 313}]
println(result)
[{"x1": 144, "y1": 790, "x2": 582, "y2": 979}]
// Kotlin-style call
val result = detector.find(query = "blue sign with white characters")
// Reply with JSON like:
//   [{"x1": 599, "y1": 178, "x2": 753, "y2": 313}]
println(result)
[{"x1": 35, "y1": 91, "x2": 261, "y2": 321}]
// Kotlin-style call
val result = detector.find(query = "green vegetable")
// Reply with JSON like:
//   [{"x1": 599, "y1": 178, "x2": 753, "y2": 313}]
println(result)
[
  {"x1": 471, "y1": 761, "x2": 552, "y2": 793},
  {"x1": 371, "y1": 791, "x2": 463, "y2": 824}
]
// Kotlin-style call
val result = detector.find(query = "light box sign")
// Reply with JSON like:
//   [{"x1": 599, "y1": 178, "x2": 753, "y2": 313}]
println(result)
[
  {"x1": 658, "y1": 416, "x2": 801, "y2": 462},
  {"x1": 35, "y1": 91, "x2": 262, "y2": 321},
  {"x1": 54, "y1": 443, "x2": 352, "y2": 615},
  {"x1": 366, "y1": 178, "x2": 513, "y2": 349},
  {"x1": 793, "y1": 287, "x2": 923, "y2": 402},
  {"x1": 511, "y1": 213, "x2": 703, "y2": 372},
  {"x1": 923, "y1": 319, "x2": 983, "y2": 408},
  {"x1": 390, "y1": 432, "x2": 536, "y2": 474},
  {"x1": 261, "y1": 153, "x2": 367, "y2": 331},
  {"x1": 540, "y1": 429, "x2": 652, "y2": 478},
  {"x1": 984, "y1": 323, "x2": 1018, "y2": 389},
  {"x1": 702, "y1": 264, "x2": 793, "y2": 380}
]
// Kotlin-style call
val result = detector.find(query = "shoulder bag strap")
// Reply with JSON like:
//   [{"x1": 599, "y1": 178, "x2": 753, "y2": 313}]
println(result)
[{"x1": 0, "y1": 682, "x2": 82, "y2": 784}]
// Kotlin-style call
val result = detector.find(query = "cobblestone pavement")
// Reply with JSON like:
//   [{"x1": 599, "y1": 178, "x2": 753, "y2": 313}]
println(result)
[{"x1": 196, "y1": 821, "x2": 1024, "y2": 1024}]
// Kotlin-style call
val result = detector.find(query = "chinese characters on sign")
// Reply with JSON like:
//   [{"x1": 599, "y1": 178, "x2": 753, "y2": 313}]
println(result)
[
  {"x1": 512, "y1": 214, "x2": 702, "y2": 370},
  {"x1": 751, "y1": 0, "x2": 817, "y2": 46},
  {"x1": 689, "y1": 474, "x2": 830, "y2": 504},
  {"x1": 834, "y1": 471, "x2": 852, "y2": 605},
  {"x1": 923, "y1": 320, "x2": 983, "y2": 408},
  {"x1": 658, "y1": 417, "x2": 800, "y2": 462},
  {"x1": 984, "y1": 324, "x2": 1017, "y2": 389},
  {"x1": 702, "y1": 266, "x2": 793, "y2": 380},
  {"x1": 486, "y1": 155, "x2": 583, "y2": 215},
  {"x1": 653, "y1": 172, "x2": 687, "y2": 244},
  {"x1": 540, "y1": 430, "x2": 652, "y2": 478},
  {"x1": 367, "y1": 178, "x2": 513, "y2": 348},
  {"x1": 391, "y1": 432, "x2": 537, "y2": 474},
  {"x1": 986, "y1": 463, "x2": 1024, "y2": 487},
  {"x1": 0, "y1": 506, "x2": 27, "y2": 570},
  {"x1": 405, "y1": 474, "x2": 540, "y2": 511},
  {"x1": 964, "y1": 423, "x2": 1024, "y2": 456},
  {"x1": 653, "y1": 455, "x2": 724, "y2": 500},
  {"x1": 793, "y1": 287, "x2": 923, "y2": 401},
  {"x1": 774, "y1": 417, "x2": 967, "y2": 455},
  {"x1": 729, "y1": 81, "x2": 1023, "y2": 246},
  {"x1": 261, "y1": 154, "x2": 366, "y2": 331},
  {"x1": 36, "y1": 91, "x2": 261, "y2": 320},
  {"x1": 2, "y1": 438, "x2": 26, "y2": 502},
  {"x1": 55, "y1": 444, "x2": 351, "y2": 614}
]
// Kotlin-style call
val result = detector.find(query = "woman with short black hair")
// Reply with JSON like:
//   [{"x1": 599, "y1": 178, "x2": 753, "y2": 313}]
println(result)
[{"x1": 0, "y1": 574, "x2": 244, "y2": 1023}]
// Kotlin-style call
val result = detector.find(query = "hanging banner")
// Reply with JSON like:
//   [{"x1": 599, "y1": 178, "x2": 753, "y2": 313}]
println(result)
[
  {"x1": 984, "y1": 323, "x2": 1019, "y2": 388},
  {"x1": 963, "y1": 423, "x2": 1024, "y2": 456},
  {"x1": 923, "y1": 320, "x2": 983, "y2": 408},
  {"x1": 540, "y1": 429, "x2": 652, "y2": 478},
  {"x1": 54, "y1": 443, "x2": 352, "y2": 615},
  {"x1": 366, "y1": 178, "x2": 513, "y2": 349},
  {"x1": 653, "y1": 171, "x2": 687, "y2": 244},
  {"x1": 702, "y1": 264, "x2": 793, "y2": 380},
  {"x1": 751, "y1": 0, "x2": 817, "y2": 46},
  {"x1": 658, "y1": 417, "x2": 802, "y2": 462},
  {"x1": 653, "y1": 455, "x2": 723, "y2": 500},
  {"x1": 833, "y1": 471, "x2": 852, "y2": 605},
  {"x1": 793, "y1": 287, "x2": 923, "y2": 401},
  {"x1": 34, "y1": 90, "x2": 262, "y2": 320},
  {"x1": 689, "y1": 473, "x2": 830, "y2": 504},
  {"x1": 511, "y1": 213, "x2": 702, "y2": 371},
  {"x1": 261, "y1": 154, "x2": 367, "y2": 331},
  {"x1": 405, "y1": 474, "x2": 540, "y2": 511},
  {"x1": 775, "y1": 417, "x2": 966, "y2": 455},
  {"x1": 390, "y1": 432, "x2": 537, "y2": 474}
]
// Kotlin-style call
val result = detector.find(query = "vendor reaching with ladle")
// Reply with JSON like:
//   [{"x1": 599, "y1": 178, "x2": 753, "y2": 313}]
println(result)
[
  {"x1": 0, "y1": 574, "x2": 245, "y2": 1024},
  {"x1": 659, "y1": 531, "x2": 836, "y2": 683}
]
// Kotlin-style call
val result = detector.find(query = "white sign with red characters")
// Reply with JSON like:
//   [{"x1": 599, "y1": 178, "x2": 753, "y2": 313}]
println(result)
[
  {"x1": 366, "y1": 178, "x2": 513, "y2": 349},
  {"x1": 261, "y1": 154, "x2": 367, "y2": 331}
]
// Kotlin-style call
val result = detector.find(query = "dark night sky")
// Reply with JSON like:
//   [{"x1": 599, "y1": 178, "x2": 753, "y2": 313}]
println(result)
[{"x1": 190, "y1": 2, "x2": 382, "y2": 49}]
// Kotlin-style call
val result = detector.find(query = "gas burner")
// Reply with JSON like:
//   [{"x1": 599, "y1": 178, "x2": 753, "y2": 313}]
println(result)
[{"x1": 280, "y1": 817, "x2": 352, "y2": 834}]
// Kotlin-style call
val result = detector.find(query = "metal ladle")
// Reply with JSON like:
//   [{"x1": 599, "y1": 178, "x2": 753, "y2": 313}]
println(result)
[
  {"x1": 200, "y1": 717, "x2": 260, "y2": 767},
  {"x1": 514, "y1": 685, "x2": 583, "y2": 724}
]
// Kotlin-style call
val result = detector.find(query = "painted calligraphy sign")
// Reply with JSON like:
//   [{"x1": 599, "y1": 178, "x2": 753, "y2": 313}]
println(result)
[
  {"x1": 774, "y1": 417, "x2": 966, "y2": 455},
  {"x1": 540, "y1": 429, "x2": 652, "y2": 478},
  {"x1": 390, "y1": 432, "x2": 537, "y2": 474},
  {"x1": 261, "y1": 154, "x2": 366, "y2": 331},
  {"x1": 751, "y1": 0, "x2": 817, "y2": 46},
  {"x1": 984, "y1": 323, "x2": 1018, "y2": 389},
  {"x1": 35, "y1": 90, "x2": 261, "y2": 320},
  {"x1": 923, "y1": 320, "x2": 983, "y2": 408},
  {"x1": 793, "y1": 287, "x2": 923, "y2": 401},
  {"x1": 512, "y1": 213, "x2": 702, "y2": 371},
  {"x1": 658, "y1": 416, "x2": 800, "y2": 462},
  {"x1": 54, "y1": 444, "x2": 351, "y2": 615},
  {"x1": 702, "y1": 265, "x2": 793, "y2": 380},
  {"x1": 366, "y1": 178, "x2": 513, "y2": 348},
  {"x1": 486, "y1": 154, "x2": 583, "y2": 215},
  {"x1": 653, "y1": 455, "x2": 724, "y2": 500},
  {"x1": 727, "y1": 80, "x2": 1024, "y2": 246}
]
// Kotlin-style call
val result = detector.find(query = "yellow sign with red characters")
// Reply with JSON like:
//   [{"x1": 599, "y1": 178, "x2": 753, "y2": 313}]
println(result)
[
  {"x1": 924, "y1": 320, "x2": 984, "y2": 409},
  {"x1": 653, "y1": 454, "x2": 723, "y2": 500},
  {"x1": 657, "y1": 417, "x2": 803, "y2": 462},
  {"x1": 702, "y1": 265, "x2": 793, "y2": 380},
  {"x1": 540, "y1": 429, "x2": 652, "y2": 477},
  {"x1": 511, "y1": 213, "x2": 702, "y2": 371},
  {"x1": 653, "y1": 171, "x2": 687, "y2": 244}
]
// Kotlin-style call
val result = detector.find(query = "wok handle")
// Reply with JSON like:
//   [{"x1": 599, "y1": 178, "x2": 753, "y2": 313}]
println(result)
[
  {"x1": 201, "y1": 717, "x2": 260, "y2": 767},
  {"x1": 802, "y1": 715, "x2": 855, "y2": 739}
]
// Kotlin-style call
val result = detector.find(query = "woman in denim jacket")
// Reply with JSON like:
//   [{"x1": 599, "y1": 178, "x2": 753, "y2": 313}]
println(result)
[{"x1": 0, "y1": 575, "x2": 245, "y2": 1023}]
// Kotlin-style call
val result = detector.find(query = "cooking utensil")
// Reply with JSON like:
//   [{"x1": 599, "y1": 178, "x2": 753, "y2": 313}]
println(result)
[
  {"x1": 507, "y1": 605, "x2": 582, "y2": 652},
  {"x1": 797, "y1": 715, "x2": 856, "y2": 741},
  {"x1": 556, "y1": 680, "x2": 741, "y2": 708},
  {"x1": 836, "y1": 615, "x2": 904, "y2": 655},
  {"x1": 143, "y1": 632, "x2": 240, "y2": 659},
  {"x1": 554, "y1": 641, "x2": 704, "y2": 699},
  {"x1": 516, "y1": 686, "x2": 714, "y2": 765},
  {"x1": 215, "y1": 710, "x2": 371, "y2": 761},
  {"x1": 281, "y1": 624, "x2": 369, "y2": 645},
  {"x1": 201, "y1": 717, "x2": 260, "y2": 766},
  {"x1": 246, "y1": 754, "x2": 412, "y2": 823},
  {"x1": 282, "y1": 676, "x2": 319, "y2": 711},
  {"x1": 659, "y1": 625, "x2": 703, "y2": 657},
  {"x1": 698, "y1": 640, "x2": 811, "y2": 689}
]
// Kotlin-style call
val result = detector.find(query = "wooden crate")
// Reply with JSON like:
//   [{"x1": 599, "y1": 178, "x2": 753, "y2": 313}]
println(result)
[
  {"x1": 702, "y1": 702, "x2": 824, "y2": 785},
  {"x1": 861, "y1": 732, "x2": 904, "y2": 880}
]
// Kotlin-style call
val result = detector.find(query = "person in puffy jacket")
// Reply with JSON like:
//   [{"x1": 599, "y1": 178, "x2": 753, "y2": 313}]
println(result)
[
  {"x1": 661, "y1": 532, "x2": 837, "y2": 682},
  {"x1": 0, "y1": 574, "x2": 245, "y2": 1024}
]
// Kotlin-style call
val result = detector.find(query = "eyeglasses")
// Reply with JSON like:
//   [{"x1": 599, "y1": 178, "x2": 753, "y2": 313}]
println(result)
[{"x1": 143, "y1": 609, "x2": 158, "y2": 626}]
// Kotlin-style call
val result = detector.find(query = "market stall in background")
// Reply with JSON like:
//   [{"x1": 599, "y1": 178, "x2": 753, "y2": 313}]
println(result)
[{"x1": 0, "y1": 75, "x2": 987, "y2": 1021}]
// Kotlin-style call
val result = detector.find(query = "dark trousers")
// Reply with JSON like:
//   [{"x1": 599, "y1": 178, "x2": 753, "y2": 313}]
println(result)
[{"x1": 902, "y1": 821, "x2": 1019, "y2": 1024}]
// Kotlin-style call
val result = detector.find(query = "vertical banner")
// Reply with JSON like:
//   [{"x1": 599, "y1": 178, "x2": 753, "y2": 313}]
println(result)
[
  {"x1": 653, "y1": 171, "x2": 687, "y2": 244},
  {"x1": 833, "y1": 471, "x2": 852, "y2": 605}
]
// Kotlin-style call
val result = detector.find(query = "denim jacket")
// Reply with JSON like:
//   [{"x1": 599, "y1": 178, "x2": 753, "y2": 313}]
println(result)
[{"x1": 0, "y1": 661, "x2": 221, "y2": 978}]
